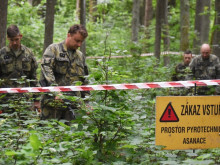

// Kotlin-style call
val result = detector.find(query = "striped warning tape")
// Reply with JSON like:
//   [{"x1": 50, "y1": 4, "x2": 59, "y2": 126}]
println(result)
[{"x1": 0, "y1": 79, "x2": 219, "y2": 94}]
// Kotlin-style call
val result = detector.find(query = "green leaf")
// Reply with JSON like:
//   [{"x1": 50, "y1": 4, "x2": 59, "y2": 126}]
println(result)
[
  {"x1": 100, "y1": 105, "x2": 117, "y2": 112},
  {"x1": 57, "y1": 121, "x2": 70, "y2": 130},
  {"x1": 5, "y1": 151, "x2": 17, "y2": 156},
  {"x1": 130, "y1": 137, "x2": 144, "y2": 145},
  {"x1": 121, "y1": 144, "x2": 137, "y2": 149},
  {"x1": 93, "y1": 128, "x2": 98, "y2": 134},
  {"x1": 160, "y1": 160, "x2": 178, "y2": 165},
  {"x1": 29, "y1": 133, "x2": 41, "y2": 151},
  {"x1": 197, "y1": 153, "x2": 212, "y2": 160}
]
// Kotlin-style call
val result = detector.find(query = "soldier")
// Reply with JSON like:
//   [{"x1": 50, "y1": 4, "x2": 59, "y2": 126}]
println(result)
[
  {"x1": 172, "y1": 50, "x2": 193, "y2": 81},
  {"x1": 0, "y1": 25, "x2": 39, "y2": 113},
  {"x1": 171, "y1": 50, "x2": 193, "y2": 95},
  {"x1": 40, "y1": 24, "x2": 89, "y2": 121},
  {"x1": 189, "y1": 43, "x2": 220, "y2": 95}
]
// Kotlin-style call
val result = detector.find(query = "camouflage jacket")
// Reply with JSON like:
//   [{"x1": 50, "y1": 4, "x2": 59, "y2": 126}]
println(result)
[
  {"x1": 40, "y1": 41, "x2": 89, "y2": 97},
  {"x1": 0, "y1": 45, "x2": 38, "y2": 87},
  {"x1": 172, "y1": 63, "x2": 192, "y2": 81},
  {"x1": 189, "y1": 54, "x2": 220, "y2": 80}
]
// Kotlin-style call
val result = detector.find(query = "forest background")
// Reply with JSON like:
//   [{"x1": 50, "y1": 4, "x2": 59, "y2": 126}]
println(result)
[{"x1": 0, "y1": 0, "x2": 220, "y2": 164}]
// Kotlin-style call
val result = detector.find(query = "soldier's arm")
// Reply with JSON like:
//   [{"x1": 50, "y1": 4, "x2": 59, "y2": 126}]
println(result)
[
  {"x1": 215, "y1": 58, "x2": 220, "y2": 79},
  {"x1": 83, "y1": 54, "x2": 89, "y2": 84},
  {"x1": 81, "y1": 53, "x2": 90, "y2": 97},
  {"x1": 40, "y1": 47, "x2": 56, "y2": 86},
  {"x1": 0, "y1": 49, "x2": 4, "y2": 80},
  {"x1": 30, "y1": 55, "x2": 38, "y2": 87},
  {"x1": 189, "y1": 59, "x2": 195, "y2": 74},
  {"x1": 0, "y1": 49, "x2": 6, "y2": 87},
  {"x1": 171, "y1": 66, "x2": 178, "y2": 81},
  {"x1": 30, "y1": 56, "x2": 41, "y2": 106},
  {"x1": 188, "y1": 59, "x2": 196, "y2": 80}
]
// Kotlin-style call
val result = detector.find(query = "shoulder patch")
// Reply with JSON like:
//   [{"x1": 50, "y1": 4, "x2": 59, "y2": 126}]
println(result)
[
  {"x1": 4, "y1": 55, "x2": 10, "y2": 59},
  {"x1": 60, "y1": 53, "x2": 66, "y2": 57}
]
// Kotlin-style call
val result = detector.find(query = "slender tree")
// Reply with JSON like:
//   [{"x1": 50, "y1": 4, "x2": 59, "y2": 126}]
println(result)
[
  {"x1": 154, "y1": 0, "x2": 167, "y2": 59},
  {"x1": 131, "y1": 0, "x2": 140, "y2": 42},
  {"x1": 80, "y1": 0, "x2": 86, "y2": 56},
  {"x1": 89, "y1": 0, "x2": 97, "y2": 22},
  {"x1": 43, "y1": 0, "x2": 56, "y2": 52},
  {"x1": 144, "y1": 0, "x2": 153, "y2": 50},
  {"x1": 180, "y1": 0, "x2": 190, "y2": 51},
  {"x1": 139, "y1": 0, "x2": 145, "y2": 25},
  {"x1": 162, "y1": 0, "x2": 170, "y2": 65},
  {"x1": 76, "y1": 0, "x2": 80, "y2": 22},
  {"x1": 163, "y1": 0, "x2": 169, "y2": 51},
  {"x1": 80, "y1": 0, "x2": 86, "y2": 26},
  {"x1": 144, "y1": 0, "x2": 153, "y2": 28},
  {"x1": 28, "y1": 0, "x2": 41, "y2": 6},
  {"x1": 193, "y1": 0, "x2": 211, "y2": 53},
  {"x1": 0, "y1": 0, "x2": 8, "y2": 48},
  {"x1": 211, "y1": 0, "x2": 220, "y2": 58},
  {"x1": 168, "y1": 0, "x2": 176, "y2": 7}
]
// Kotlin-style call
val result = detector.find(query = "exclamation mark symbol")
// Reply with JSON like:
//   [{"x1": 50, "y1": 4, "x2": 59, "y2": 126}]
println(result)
[{"x1": 168, "y1": 108, "x2": 171, "y2": 118}]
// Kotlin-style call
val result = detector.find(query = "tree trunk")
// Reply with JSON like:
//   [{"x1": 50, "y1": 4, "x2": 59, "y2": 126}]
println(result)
[
  {"x1": 80, "y1": 0, "x2": 86, "y2": 26},
  {"x1": 80, "y1": 0, "x2": 86, "y2": 56},
  {"x1": 211, "y1": 0, "x2": 220, "y2": 58},
  {"x1": 180, "y1": 0, "x2": 190, "y2": 51},
  {"x1": 168, "y1": 0, "x2": 176, "y2": 7},
  {"x1": 144, "y1": 0, "x2": 153, "y2": 28},
  {"x1": 193, "y1": 0, "x2": 211, "y2": 53},
  {"x1": 0, "y1": 0, "x2": 8, "y2": 48},
  {"x1": 154, "y1": 0, "x2": 167, "y2": 60},
  {"x1": 144, "y1": 0, "x2": 153, "y2": 50},
  {"x1": 28, "y1": 0, "x2": 41, "y2": 6},
  {"x1": 89, "y1": 0, "x2": 97, "y2": 22},
  {"x1": 162, "y1": 0, "x2": 170, "y2": 66},
  {"x1": 132, "y1": 0, "x2": 140, "y2": 42},
  {"x1": 43, "y1": 0, "x2": 56, "y2": 52},
  {"x1": 139, "y1": 0, "x2": 145, "y2": 25},
  {"x1": 76, "y1": 0, "x2": 80, "y2": 22},
  {"x1": 163, "y1": 0, "x2": 169, "y2": 51},
  {"x1": 200, "y1": 1, "x2": 211, "y2": 44}
]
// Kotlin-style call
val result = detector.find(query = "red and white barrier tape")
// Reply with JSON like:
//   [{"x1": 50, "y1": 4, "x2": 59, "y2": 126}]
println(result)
[{"x1": 0, "y1": 79, "x2": 219, "y2": 94}]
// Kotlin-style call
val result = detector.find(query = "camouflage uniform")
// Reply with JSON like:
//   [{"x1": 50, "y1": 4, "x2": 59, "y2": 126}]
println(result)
[
  {"x1": 171, "y1": 63, "x2": 193, "y2": 95},
  {"x1": 189, "y1": 54, "x2": 220, "y2": 95},
  {"x1": 172, "y1": 63, "x2": 192, "y2": 81},
  {"x1": 40, "y1": 41, "x2": 89, "y2": 120},
  {"x1": 0, "y1": 45, "x2": 38, "y2": 112}
]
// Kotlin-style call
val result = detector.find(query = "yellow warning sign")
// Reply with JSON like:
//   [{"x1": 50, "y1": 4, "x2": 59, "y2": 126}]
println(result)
[{"x1": 156, "y1": 96, "x2": 220, "y2": 150}]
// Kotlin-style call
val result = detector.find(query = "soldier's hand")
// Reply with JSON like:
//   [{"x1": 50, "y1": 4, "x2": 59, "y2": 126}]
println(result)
[
  {"x1": 55, "y1": 93, "x2": 64, "y2": 102},
  {"x1": 86, "y1": 104, "x2": 93, "y2": 115},
  {"x1": 34, "y1": 101, "x2": 41, "y2": 113}
]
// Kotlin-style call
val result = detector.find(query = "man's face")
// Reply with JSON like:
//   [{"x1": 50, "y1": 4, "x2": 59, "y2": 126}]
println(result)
[
  {"x1": 201, "y1": 47, "x2": 210, "y2": 60},
  {"x1": 183, "y1": 54, "x2": 192, "y2": 66},
  {"x1": 66, "y1": 32, "x2": 85, "y2": 50},
  {"x1": 8, "y1": 34, "x2": 22, "y2": 50}
]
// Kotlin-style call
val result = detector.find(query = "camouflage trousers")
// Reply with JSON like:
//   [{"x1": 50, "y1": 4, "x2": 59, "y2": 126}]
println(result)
[{"x1": 40, "y1": 95, "x2": 77, "y2": 121}]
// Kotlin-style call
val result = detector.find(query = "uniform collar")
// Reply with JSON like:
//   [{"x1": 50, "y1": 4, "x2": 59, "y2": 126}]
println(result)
[
  {"x1": 6, "y1": 44, "x2": 25, "y2": 53},
  {"x1": 5, "y1": 45, "x2": 25, "y2": 58},
  {"x1": 61, "y1": 41, "x2": 68, "y2": 52},
  {"x1": 200, "y1": 54, "x2": 213, "y2": 62},
  {"x1": 183, "y1": 63, "x2": 189, "y2": 67},
  {"x1": 61, "y1": 40, "x2": 76, "y2": 54}
]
